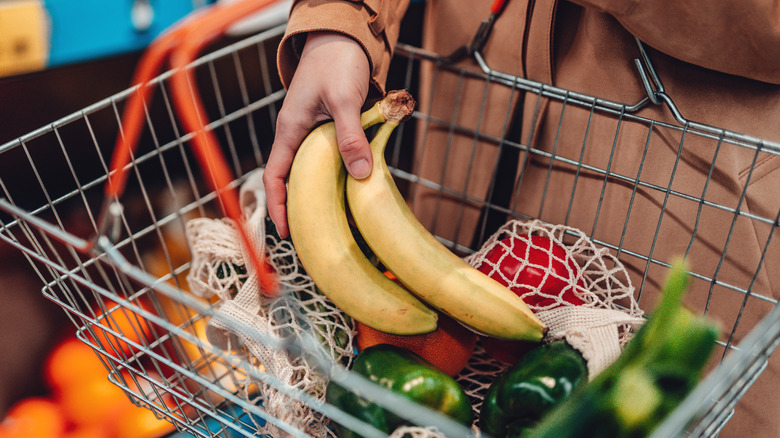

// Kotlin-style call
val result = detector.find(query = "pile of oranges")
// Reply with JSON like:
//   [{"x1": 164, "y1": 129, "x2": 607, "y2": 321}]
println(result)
[{"x1": 0, "y1": 303, "x2": 175, "y2": 438}]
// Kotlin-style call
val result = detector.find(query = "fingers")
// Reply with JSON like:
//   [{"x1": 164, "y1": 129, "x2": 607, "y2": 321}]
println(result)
[
  {"x1": 266, "y1": 99, "x2": 368, "y2": 239},
  {"x1": 264, "y1": 31, "x2": 371, "y2": 237},
  {"x1": 266, "y1": 100, "x2": 369, "y2": 237},
  {"x1": 264, "y1": 110, "x2": 311, "y2": 238},
  {"x1": 331, "y1": 102, "x2": 372, "y2": 180},
  {"x1": 305, "y1": 32, "x2": 372, "y2": 179},
  {"x1": 263, "y1": 150, "x2": 291, "y2": 239}
]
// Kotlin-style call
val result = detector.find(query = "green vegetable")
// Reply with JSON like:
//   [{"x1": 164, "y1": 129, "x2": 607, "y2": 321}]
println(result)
[
  {"x1": 480, "y1": 340, "x2": 588, "y2": 437},
  {"x1": 326, "y1": 344, "x2": 473, "y2": 437},
  {"x1": 524, "y1": 258, "x2": 720, "y2": 438}
]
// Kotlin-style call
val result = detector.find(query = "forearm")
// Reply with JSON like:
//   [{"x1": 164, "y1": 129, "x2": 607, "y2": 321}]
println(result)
[
  {"x1": 277, "y1": 0, "x2": 410, "y2": 98},
  {"x1": 570, "y1": 0, "x2": 780, "y2": 84}
]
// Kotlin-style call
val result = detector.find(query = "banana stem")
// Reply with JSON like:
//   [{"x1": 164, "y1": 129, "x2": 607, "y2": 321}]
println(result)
[
  {"x1": 362, "y1": 90, "x2": 415, "y2": 164},
  {"x1": 360, "y1": 104, "x2": 384, "y2": 129},
  {"x1": 374, "y1": 90, "x2": 416, "y2": 125}
]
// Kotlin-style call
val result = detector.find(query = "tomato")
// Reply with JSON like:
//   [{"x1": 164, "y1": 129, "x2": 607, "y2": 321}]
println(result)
[{"x1": 475, "y1": 234, "x2": 585, "y2": 365}]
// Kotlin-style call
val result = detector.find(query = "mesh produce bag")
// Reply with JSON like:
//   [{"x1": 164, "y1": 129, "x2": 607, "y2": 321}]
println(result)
[
  {"x1": 186, "y1": 170, "x2": 355, "y2": 437},
  {"x1": 466, "y1": 219, "x2": 646, "y2": 378},
  {"x1": 185, "y1": 169, "x2": 645, "y2": 437}
]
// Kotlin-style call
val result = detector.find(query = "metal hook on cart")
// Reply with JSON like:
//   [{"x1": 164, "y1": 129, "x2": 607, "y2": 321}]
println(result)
[
  {"x1": 437, "y1": 0, "x2": 672, "y2": 119},
  {"x1": 632, "y1": 37, "x2": 689, "y2": 126},
  {"x1": 630, "y1": 38, "x2": 778, "y2": 150},
  {"x1": 433, "y1": 11, "x2": 779, "y2": 150}
]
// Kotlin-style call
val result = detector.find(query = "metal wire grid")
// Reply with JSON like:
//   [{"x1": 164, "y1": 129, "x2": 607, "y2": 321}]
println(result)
[
  {"x1": 0, "y1": 22, "x2": 777, "y2": 437},
  {"x1": 0, "y1": 24, "x2": 472, "y2": 438},
  {"x1": 387, "y1": 41, "x2": 780, "y2": 437},
  {"x1": 0, "y1": 25, "x2": 294, "y2": 437}
]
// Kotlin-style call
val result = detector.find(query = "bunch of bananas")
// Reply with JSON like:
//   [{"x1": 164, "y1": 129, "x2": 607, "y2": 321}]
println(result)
[{"x1": 286, "y1": 90, "x2": 546, "y2": 342}]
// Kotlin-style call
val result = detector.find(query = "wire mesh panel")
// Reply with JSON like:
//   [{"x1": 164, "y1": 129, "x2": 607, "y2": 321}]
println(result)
[
  {"x1": 0, "y1": 21, "x2": 778, "y2": 438},
  {"x1": 385, "y1": 41, "x2": 780, "y2": 437},
  {"x1": 0, "y1": 25, "x2": 289, "y2": 438}
]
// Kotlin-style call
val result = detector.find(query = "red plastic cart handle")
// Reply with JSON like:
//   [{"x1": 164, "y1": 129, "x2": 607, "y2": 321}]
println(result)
[
  {"x1": 491, "y1": 0, "x2": 507, "y2": 15},
  {"x1": 107, "y1": 0, "x2": 281, "y2": 295}
]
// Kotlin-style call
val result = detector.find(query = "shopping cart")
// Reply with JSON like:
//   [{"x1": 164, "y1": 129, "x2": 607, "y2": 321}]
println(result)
[{"x1": 1, "y1": 7, "x2": 779, "y2": 438}]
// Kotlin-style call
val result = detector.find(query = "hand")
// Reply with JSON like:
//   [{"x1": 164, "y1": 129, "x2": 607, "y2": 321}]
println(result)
[{"x1": 264, "y1": 31, "x2": 372, "y2": 238}]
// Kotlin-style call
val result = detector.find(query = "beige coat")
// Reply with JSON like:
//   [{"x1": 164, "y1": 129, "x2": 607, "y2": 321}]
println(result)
[{"x1": 278, "y1": 0, "x2": 780, "y2": 436}]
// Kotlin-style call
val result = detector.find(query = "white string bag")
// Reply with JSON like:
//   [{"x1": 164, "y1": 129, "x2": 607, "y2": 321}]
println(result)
[
  {"x1": 185, "y1": 169, "x2": 644, "y2": 437},
  {"x1": 186, "y1": 169, "x2": 355, "y2": 437}
]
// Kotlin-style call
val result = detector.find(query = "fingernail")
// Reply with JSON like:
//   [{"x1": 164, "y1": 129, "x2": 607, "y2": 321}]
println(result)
[{"x1": 349, "y1": 159, "x2": 370, "y2": 179}]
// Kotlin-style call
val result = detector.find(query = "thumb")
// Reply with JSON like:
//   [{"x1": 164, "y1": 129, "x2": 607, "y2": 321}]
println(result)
[{"x1": 332, "y1": 106, "x2": 372, "y2": 180}]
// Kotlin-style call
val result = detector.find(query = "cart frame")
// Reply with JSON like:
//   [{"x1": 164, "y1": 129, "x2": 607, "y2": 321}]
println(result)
[{"x1": 0, "y1": 19, "x2": 778, "y2": 437}]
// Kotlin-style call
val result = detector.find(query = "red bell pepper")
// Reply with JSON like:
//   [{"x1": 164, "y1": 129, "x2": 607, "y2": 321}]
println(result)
[{"x1": 476, "y1": 234, "x2": 585, "y2": 364}]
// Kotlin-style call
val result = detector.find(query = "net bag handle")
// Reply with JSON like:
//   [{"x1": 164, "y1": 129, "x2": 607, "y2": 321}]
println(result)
[{"x1": 103, "y1": 0, "x2": 281, "y2": 294}]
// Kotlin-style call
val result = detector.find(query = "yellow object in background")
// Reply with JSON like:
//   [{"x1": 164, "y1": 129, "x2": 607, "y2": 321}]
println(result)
[{"x1": 0, "y1": 0, "x2": 49, "y2": 77}]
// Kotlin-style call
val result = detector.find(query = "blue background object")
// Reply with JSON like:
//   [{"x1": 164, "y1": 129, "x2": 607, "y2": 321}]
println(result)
[
  {"x1": 44, "y1": 0, "x2": 216, "y2": 67},
  {"x1": 162, "y1": 404, "x2": 267, "y2": 438}
]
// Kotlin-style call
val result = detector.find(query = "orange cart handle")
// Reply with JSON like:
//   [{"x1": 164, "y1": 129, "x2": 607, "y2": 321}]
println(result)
[{"x1": 107, "y1": 0, "x2": 282, "y2": 295}]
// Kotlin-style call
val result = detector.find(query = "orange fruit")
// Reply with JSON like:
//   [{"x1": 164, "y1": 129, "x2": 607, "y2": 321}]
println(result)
[
  {"x1": 0, "y1": 397, "x2": 66, "y2": 438},
  {"x1": 63, "y1": 425, "x2": 111, "y2": 438},
  {"x1": 59, "y1": 374, "x2": 132, "y2": 428},
  {"x1": 113, "y1": 404, "x2": 175, "y2": 438},
  {"x1": 88, "y1": 300, "x2": 153, "y2": 357},
  {"x1": 44, "y1": 338, "x2": 131, "y2": 428},
  {"x1": 44, "y1": 338, "x2": 107, "y2": 394}
]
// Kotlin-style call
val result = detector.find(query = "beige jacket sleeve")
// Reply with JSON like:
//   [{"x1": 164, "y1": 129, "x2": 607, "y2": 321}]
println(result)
[
  {"x1": 571, "y1": 0, "x2": 780, "y2": 85},
  {"x1": 277, "y1": 0, "x2": 410, "y2": 99}
]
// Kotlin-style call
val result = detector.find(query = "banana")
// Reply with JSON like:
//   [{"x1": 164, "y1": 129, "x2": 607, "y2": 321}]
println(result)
[
  {"x1": 345, "y1": 106, "x2": 548, "y2": 342},
  {"x1": 287, "y1": 91, "x2": 438, "y2": 336}
]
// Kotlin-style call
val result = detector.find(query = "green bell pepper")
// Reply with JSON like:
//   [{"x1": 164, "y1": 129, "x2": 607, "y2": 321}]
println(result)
[
  {"x1": 524, "y1": 259, "x2": 720, "y2": 438},
  {"x1": 326, "y1": 343, "x2": 474, "y2": 437},
  {"x1": 480, "y1": 340, "x2": 588, "y2": 437}
]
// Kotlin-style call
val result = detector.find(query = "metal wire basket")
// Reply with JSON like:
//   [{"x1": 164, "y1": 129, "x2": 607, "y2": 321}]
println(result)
[{"x1": 1, "y1": 16, "x2": 778, "y2": 438}]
